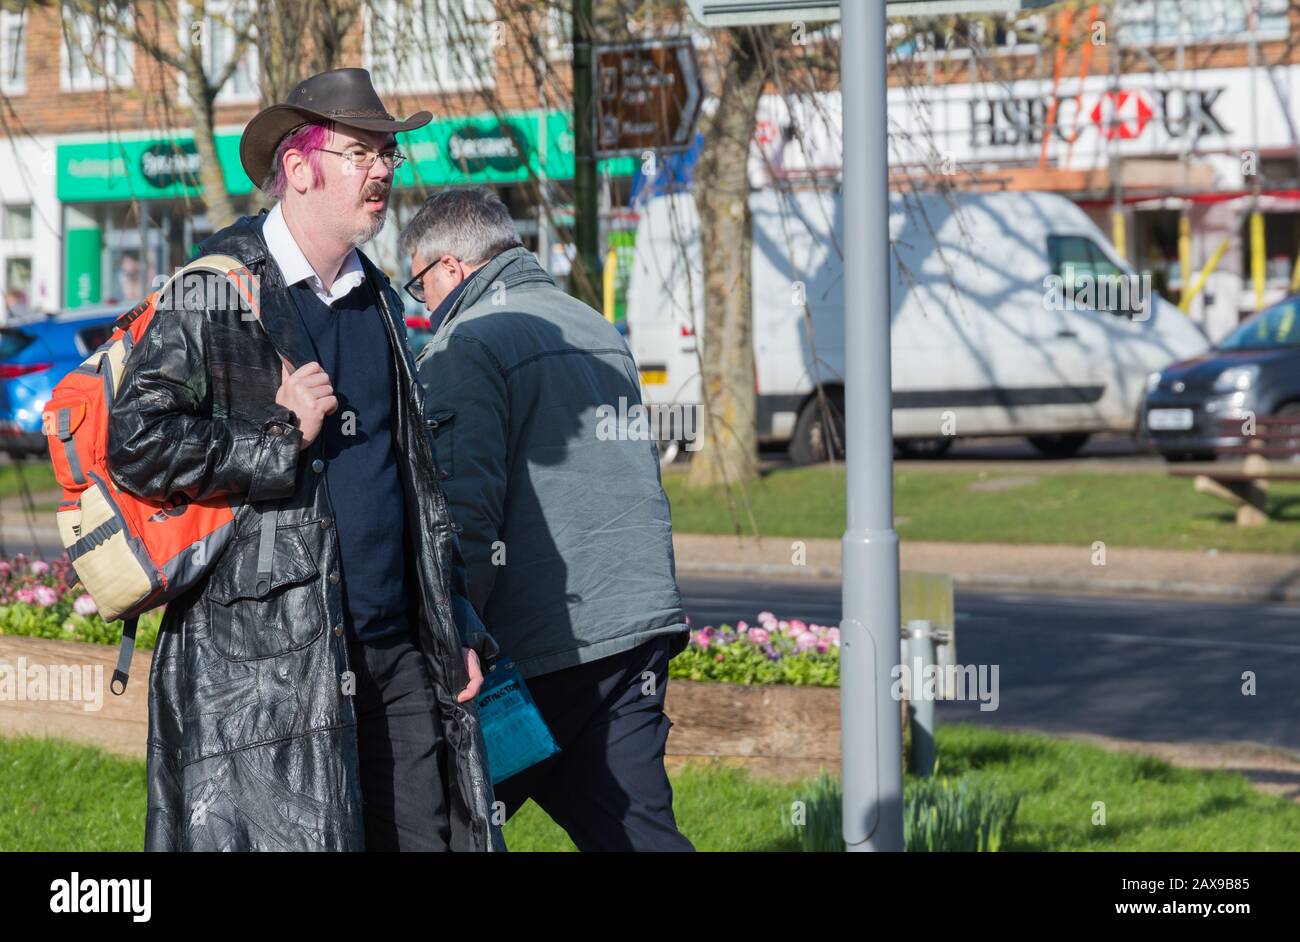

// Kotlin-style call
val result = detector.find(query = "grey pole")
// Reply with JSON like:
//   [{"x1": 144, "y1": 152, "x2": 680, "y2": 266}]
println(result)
[
  {"x1": 907, "y1": 620, "x2": 937, "y2": 778},
  {"x1": 840, "y1": 0, "x2": 904, "y2": 852}
]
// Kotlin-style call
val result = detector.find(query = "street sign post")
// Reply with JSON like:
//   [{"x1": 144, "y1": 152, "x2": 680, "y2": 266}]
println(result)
[
  {"x1": 592, "y1": 39, "x2": 705, "y2": 158},
  {"x1": 685, "y1": 0, "x2": 1052, "y2": 852}
]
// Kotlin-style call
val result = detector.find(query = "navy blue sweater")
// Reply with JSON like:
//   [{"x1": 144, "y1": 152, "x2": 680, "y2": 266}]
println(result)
[{"x1": 285, "y1": 276, "x2": 410, "y2": 643}]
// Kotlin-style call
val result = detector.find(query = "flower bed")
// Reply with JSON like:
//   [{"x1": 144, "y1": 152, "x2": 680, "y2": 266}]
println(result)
[
  {"x1": 668, "y1": 611, "x2": 840, "y2": 687},
  {"x1": 0, "y1": 554, "x2": 161, "y2": 649},
  {"x1": 0, "y1": 553, "x2": 837, "y2": 691}
]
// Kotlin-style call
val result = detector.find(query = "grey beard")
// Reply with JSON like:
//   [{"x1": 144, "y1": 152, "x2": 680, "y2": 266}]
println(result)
[{"x1": 350, "y1": 209, "x2": 387, "y2": 247}]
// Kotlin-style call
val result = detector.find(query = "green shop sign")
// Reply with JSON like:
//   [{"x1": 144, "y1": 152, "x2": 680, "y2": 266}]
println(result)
[
  {"x1": 57, "y1": 110, "x2": 634, "y2": 202},
  {"x1": 58, "y1": 134, "x2": 252, "y2": 202}
]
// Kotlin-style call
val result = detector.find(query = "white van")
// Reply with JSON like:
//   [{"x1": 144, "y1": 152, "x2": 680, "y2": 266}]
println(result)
[{"x1": 625, "y1": 188, "x2": 1209, "y2": 462}]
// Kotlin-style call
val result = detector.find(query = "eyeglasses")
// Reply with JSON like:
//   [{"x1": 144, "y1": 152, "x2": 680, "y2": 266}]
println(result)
[
  {"x1": 319, "y1": 147, "x2": 407, "y2": 171},
  {"x1": 404, "y1": 257, "x2": 438, "y2": 304}
]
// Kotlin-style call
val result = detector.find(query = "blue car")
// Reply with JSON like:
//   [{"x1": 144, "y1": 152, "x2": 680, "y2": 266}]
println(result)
[{"x1": 0, "y1": 306, "x2": 125, "y2": 458}]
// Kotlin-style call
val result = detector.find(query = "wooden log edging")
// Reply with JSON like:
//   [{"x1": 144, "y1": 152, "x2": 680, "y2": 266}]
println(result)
[
  {"x1": 0, "y1": 636, "x2": 845, "y2": 779},
  {"x1": 0, "y1": 634, "x2": 151, "y2": 759}
]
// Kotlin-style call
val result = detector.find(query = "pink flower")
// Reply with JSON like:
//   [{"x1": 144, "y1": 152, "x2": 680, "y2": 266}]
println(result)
[
  {"x1": 816, "y1": 640, "x2": 829, "y2": 653},
  {"x1": 756, "y1": 611, "x2": 775, "y2": 622},
  {"x1": 827, "y1": 627, "x2": 841, "y2": 647},
  {"x1": 30, "y1": 560, "x2": 49, "y2": 576},
  {"x1": 790, "y1": 619, "x2": 807, "y2": 633},
  {"x1": 795, "y1": 631, "x2": 818, "y2": 652},
  {"x1": 701, "y1": 625, "x2": 717, "y2": 638},
  {"x1": 697, "y1": 635, "x2": 711, "y2": 650},
  {"x1": 73, "y1": 594, "x2": 97, "y2": 616},
  {"x1": 736, "y1": 620, "x2": 749, "y2": 633},
  {"x1": 15, "y1": 587, "x2": 35, "y2": 604},
  {"x1": 33, "y1": 585, "x2": 58, "y2": 607},
  {"x1": 715, "y1": 653, "x2": 724, "y2": 662},
  {"x1": 748, "y1": 627, "x2": 770, "y2": 645},
  {"x1": 0, "y1": 561, "x2": 10, "y2": 575}
]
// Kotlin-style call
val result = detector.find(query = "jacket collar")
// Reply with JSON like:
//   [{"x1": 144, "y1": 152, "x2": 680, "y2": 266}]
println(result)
[
  {"x1": 439, "y1": 246, "x2": 555, "y2": 327},
  {"x1": 428, "y1": 272, "x2": 471, "y2": 331}
]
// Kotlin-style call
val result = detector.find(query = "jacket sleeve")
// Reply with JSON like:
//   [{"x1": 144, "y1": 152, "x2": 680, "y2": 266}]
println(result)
[
  {"x1": 449, "y1": 532, "x2": 500, "y2": 668},
  {"x1": 416, "y1": 333, "x2": 509, "y2": 616},
  {"x1": 106, "y1": 292, "x2": 302, "y2": 504}
]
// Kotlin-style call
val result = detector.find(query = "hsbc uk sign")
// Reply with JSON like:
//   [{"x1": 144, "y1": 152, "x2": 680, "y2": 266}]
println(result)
[{"x1": 969, "y1": 86, "x2": 1228, "y2": 148}]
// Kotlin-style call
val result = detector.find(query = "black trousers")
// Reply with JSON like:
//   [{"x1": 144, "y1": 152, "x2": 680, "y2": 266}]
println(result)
[
  {"x1": 493, "y1": 633, "x2": 695, "y2": 852},
  {"x1": 349, "y1": 624, "x2": 451, "y2": 851}
]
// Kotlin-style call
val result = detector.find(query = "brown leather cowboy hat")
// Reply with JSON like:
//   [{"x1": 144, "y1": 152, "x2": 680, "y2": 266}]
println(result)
[{"x1": 240, "y1": 67, "x2": 432, "y2": 190}]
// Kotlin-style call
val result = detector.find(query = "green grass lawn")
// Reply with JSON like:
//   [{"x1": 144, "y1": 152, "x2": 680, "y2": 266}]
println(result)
[
  {"x1": 664, "y1": 465, "x2": 1300, "y2": 554},
  {"x1": 4, "y1": 725, "x2": 1297, "y2": 851}
]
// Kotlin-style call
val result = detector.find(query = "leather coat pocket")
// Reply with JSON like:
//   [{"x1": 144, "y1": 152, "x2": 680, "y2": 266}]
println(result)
[
  {"x1": 206, "y1": 522, "x2": 324, "y2": 661},
  {"x1": 427, "y1": 409, "x2": 455, "y2": 480}
]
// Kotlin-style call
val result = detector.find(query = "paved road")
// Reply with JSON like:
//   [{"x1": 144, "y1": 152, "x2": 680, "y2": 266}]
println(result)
[{"x1": 679, "y1": 576, "x2": 1300, "y2": 754}]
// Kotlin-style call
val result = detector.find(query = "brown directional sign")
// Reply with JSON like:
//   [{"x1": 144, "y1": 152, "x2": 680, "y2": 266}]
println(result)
[{"x1": 594, "y1": 39, "x2": 704, "y2": 158}]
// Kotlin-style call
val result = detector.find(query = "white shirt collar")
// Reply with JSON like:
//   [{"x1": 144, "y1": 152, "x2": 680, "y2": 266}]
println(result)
[{"x1": 263, "y1": 202, "x2": 366, "y2": 307}]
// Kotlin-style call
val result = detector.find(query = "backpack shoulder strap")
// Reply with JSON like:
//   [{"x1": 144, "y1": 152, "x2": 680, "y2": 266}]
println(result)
[{"x1": 113, "y1": 253, "x2": 262, "y2": 331}]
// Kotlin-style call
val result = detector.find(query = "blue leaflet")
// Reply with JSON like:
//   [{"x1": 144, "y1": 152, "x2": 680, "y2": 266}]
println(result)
[{"x1": 474, "y1": 658, "x2": 560, "y2": 784}]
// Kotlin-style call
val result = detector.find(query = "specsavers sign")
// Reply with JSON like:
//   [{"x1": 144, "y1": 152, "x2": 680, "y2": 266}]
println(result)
[{"x1": 57, "y1": 110, "x2": 633, "y2": 202}]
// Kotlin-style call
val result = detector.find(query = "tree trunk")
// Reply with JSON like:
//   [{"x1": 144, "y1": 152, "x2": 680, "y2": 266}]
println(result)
[
  {"x1": 685, "y1": 28, "x2": 772, "y2": 490},
  {"x1": 185, "y1": 61, "x2": 238, "y2": 230}
]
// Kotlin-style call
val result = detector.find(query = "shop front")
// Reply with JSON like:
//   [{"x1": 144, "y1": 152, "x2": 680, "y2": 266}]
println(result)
[{"x1": 56, "y1": 111, "x2": 635, "y2": 311}]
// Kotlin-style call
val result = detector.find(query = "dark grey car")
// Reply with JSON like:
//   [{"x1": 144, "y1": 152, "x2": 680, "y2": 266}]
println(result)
[{"x1": 1143, "y1": 295, "x2": 1300, "y2": 460}]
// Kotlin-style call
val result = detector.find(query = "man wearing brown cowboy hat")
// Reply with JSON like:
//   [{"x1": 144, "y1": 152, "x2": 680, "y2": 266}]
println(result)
[{"x1": 106, "y1": 68, "x2": 503, "y2": 851}]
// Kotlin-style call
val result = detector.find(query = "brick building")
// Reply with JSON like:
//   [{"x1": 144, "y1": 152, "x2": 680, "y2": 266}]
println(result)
[{"x1": 0, "y1": 1, "x2": 638, "y2": 318}]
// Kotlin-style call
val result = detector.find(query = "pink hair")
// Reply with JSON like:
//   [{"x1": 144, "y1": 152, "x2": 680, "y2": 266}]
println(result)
[{"x1": 263, "y1": 120, "x2": 333, "y2": 200}]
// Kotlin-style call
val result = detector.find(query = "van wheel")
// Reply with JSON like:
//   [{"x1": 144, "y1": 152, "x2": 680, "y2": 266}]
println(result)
[
  {"x1": 789, "y1": 389, "x2": 845, "y2": 465},
  {"x1": 1027, "y1": 433, "x2": 1090, "y2": 458},
  {"x1": 895, "y1": 438, "x2": 954, "y2": 459}
]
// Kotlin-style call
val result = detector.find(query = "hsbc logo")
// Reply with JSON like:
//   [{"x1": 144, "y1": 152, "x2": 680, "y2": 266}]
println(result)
[
  {"x1": 1090, "y1": 90, "x2": 1153, "y2": 140},
  {"x1": 969, "y1": 86, "x2": 1228, "y2": 148}
]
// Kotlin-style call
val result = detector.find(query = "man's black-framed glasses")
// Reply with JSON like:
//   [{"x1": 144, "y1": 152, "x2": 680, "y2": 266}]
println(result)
[
  {"x1": 320, "y1": 146, "x2": 407, "y2": 171},
  {"x1": 405, "y1": 257, "x2": 438, "y2": 304}
]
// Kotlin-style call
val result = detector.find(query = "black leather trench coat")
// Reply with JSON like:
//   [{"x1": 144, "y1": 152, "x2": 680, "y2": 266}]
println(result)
[{"x1": 105, "y1": 211, "x2": 503, "y2": 851}]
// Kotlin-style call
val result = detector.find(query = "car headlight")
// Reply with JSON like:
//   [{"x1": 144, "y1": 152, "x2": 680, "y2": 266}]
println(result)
[
  {"x1": 1146, "y1": 371, "x2": 1162, "y2": 393},
  {"x1": 1213, "y1": 365, "x2": 1259, "y2": 392}
]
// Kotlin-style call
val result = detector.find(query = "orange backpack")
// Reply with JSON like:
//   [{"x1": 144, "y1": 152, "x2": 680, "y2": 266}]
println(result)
[{"x1": 43, "y1": 254, "x2": 270, "y2": 694}]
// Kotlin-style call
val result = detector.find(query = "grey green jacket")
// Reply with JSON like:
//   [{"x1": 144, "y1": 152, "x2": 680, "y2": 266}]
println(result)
[{"x1": 415, "y1": 247, "x2": 687, "y2": 678}]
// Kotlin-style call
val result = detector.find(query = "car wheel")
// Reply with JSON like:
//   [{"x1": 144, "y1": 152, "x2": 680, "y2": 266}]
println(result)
[
  {"x1": 789, "y1": 388, "x2": 845, "y2": 466},
  {"x1": 1026, "y1": 432, "x2": 1091, "y2": 459},
  {"x1": 894, "y1": 437, "x2": 954, "y2": 459}
]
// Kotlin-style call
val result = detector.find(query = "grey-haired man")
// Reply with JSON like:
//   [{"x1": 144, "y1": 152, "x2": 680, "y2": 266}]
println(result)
[{"x1": 402, "y1": 187, "x2": 693, "y2": 851}]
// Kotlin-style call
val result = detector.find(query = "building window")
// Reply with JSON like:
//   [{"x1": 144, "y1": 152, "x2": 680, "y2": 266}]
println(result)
[
  {"x1": 61, "y1": 3, "x2": 134, "y2": 92},
  {"x1": 546, "y1": 6, "x2": 572, "y2": 60},
  {"x1": 3, "y1": 257, "x2": 31, "y2": 321},
  {"x1": 178, "y1": 0, "x2": 257, "y2": 103},
  {"x1": 365, "y1": 0, "x2": 496, "y2": 94},
  {"x1": 1118, "y1": 0, "x2": 1290, "y2": 45},
  {"x1": 890, "y1": 13, "x2": 1047, "y2": 58},
  {"x1": 0, "y1": 10, "x2": 26, "y2": 93},
  {"x1": 2, "y1": 204, "x2": 31, "y2": 241}
]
